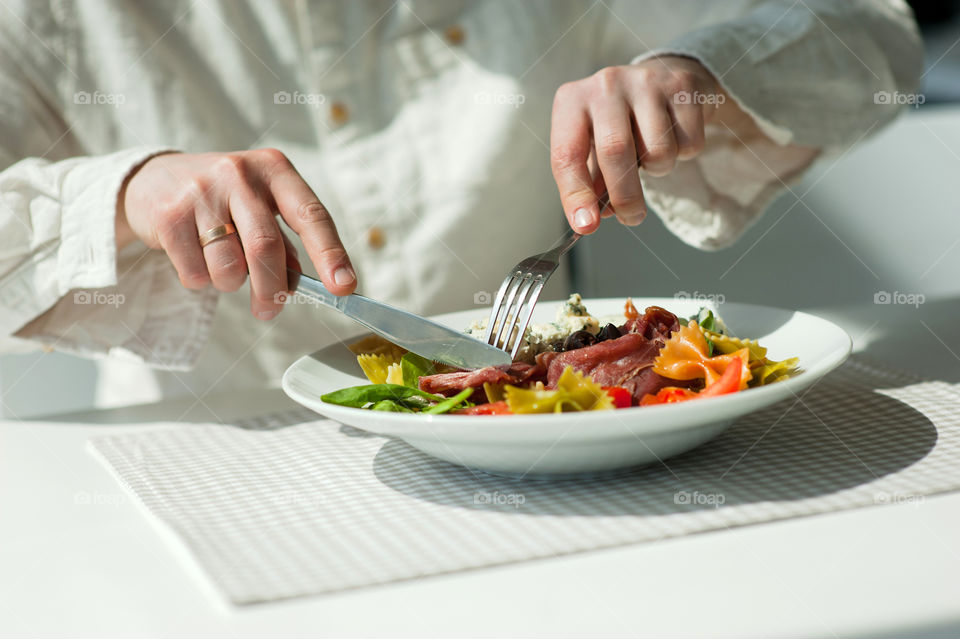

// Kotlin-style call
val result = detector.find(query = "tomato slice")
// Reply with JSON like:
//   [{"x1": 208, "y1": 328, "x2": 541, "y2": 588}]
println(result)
[
  {"x1": 602, "y1": 386, "x2": 633, "y2": 408},
  {"x1": 454, "y1": 400, "x2": 511, "y2": 415},
  {"x1": 699, "y1": 356, "x2": 742, "y2": 397},
  {"x1": 640, "y1": 387, "x2": 697, "y2": 406}
]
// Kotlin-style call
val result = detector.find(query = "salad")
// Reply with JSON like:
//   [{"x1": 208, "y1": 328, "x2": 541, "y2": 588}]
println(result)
[{"x1": 321, "y1": 296, "x2": 800, "y2": 415}]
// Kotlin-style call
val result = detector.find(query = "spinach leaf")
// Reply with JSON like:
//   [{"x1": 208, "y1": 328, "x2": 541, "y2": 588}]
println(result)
[
  {"x1": 321, "y1": 384, "x2": 444, "y2": 408},
  {"x1": 692, "y1": 308, "x2": 717, "y2": 356},
  {"x1": 699, "y1": 309, "x2": 717, "y2": 333},
  {"x1": 370, "y1": 399, "x2": 415, "y2": 412},
  {"x1": 400, "y1": 352, "x2": 439, "y2": 388},
  {"x1": 423, "y1": 388, "x2": 474, "y2": 415}
]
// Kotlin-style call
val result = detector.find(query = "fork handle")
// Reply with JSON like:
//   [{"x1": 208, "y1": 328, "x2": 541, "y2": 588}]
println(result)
[{"x1": 547, "y1": 228, "x2": 581, "y2": 258}]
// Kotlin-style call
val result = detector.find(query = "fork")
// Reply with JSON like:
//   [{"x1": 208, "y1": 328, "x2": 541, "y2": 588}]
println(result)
[{"x1": 482, "y1": 227, "x2": 582, "y2": 359}]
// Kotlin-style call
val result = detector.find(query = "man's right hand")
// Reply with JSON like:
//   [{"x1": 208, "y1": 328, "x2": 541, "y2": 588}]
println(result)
[{"x1": 117, "y1": 149, "x2": 356, "y2": 320}]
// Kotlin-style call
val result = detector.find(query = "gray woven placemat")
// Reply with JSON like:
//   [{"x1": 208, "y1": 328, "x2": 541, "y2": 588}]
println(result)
[{"x1": 89, "y1": 356, "x2": 960, "y2": 604}]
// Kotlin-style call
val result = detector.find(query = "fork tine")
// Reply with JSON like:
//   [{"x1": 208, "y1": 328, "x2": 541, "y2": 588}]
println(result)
[
  {"x1": 483, "y1": 273, "x2": 517, "y2": 344},
  {"x1": 508, "y1": 276, "x2": 547, "y2": 360},
  {"x1": 502, "y1": 275, "x2": 536, "y2": 354},
  {"x1": 482, "y1": 228, "x2": 582, "y2": 359},
  {"x1": 492, "y1": 274, "x2": 527, "y2": 350}
]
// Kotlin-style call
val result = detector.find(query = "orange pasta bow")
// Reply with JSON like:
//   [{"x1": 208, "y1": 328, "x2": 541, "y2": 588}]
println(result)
[{"x1": 653, "y1": 320, "x2": 752, "y2": 391}]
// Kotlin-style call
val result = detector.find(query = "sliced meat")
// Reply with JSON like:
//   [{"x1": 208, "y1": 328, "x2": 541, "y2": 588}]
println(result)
[
  {"x1": 538, "y1": 329, "x2": 696, "y2": 402},
  {"x1": 620, "y1": 305, "x2": 680, "y2": 342},
  {"x1": 620, "y1": 367, "x2": 697, "y2": 400},
  {"x1": 418, "y1": 361, "x2": 546, "y2": 397},
  {"x1": 541, "y1": 332, "x2": 661, "y2": 388}
]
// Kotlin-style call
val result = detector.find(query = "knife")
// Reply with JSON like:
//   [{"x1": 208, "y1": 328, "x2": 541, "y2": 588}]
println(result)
[{"x1": 287, "y1": 269, "x2": 512, "y2": 370}]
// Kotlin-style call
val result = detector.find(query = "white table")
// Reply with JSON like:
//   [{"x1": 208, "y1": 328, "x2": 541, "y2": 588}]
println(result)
[{"x1": 2, "y1": 300, "x2": 960, "y2": 639}]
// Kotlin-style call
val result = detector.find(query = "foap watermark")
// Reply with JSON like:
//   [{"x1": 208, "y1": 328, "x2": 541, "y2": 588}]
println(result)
[
  {"x1": 474, "y1": 91, "x2": 526, "y2": 108},
  {"x1": 674, "y1": 490, "x2": 725, "y2": 508},
  {"x1": 874, "y1": 91, "x2": 925, "y2": 107},
  {"x1": 874, "y1": 290, "x2": 924, "y2": 308},
  {"x1": 73, "y1": 90, "x2": 126, "y2": 108},
  {"x1": 273, "y1": 90, "x2": 326, "y2": 108},
  {"x1": 73, "y1": 291, "x2": 125, "y2": 308},
  {"x1": 74, "y1": 491, "x2": 124, "y2": 507},
  {"x1": 473, "y1": 290, "x2": 492, "y2": 305},
  {"x1": 675, "y1": 290, "x2": 725, "y2": 304},
  {"x1": 274, "y1": 291, "x2": 321, "y2": 307},
  {"x1": 474, "y1": 490, "x2": 525, "y2": 509},
  {"x1": 673, "y1": 90, "x2": 725, "y2": 107},
  {"x1": 874, "y1": 491, "x2": 924, "y2": 507}
]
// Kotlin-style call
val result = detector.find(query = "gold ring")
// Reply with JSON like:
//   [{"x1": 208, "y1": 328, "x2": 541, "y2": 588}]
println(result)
[{"x1": 198, "y1": 223, "x2": 237, "y2": 248}]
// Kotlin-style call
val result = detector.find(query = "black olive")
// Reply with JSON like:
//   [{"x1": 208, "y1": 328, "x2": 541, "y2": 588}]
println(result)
[
  {"x1": 562, "y1": 330, "x2": 598, "y2": 351},
  {"x1": 597, "y1": 323, "x2": 621, "y2": 342}
]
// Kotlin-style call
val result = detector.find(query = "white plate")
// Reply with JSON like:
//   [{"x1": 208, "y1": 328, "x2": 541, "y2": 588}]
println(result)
[{"x1": 282, "y1": 298, "x2": 851, "y2": 476}]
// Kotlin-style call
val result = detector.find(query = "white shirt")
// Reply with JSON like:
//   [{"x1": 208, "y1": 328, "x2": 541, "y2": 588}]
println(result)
[{"x1": 0, "y1": 0, "x2": 921, "y2": 407}]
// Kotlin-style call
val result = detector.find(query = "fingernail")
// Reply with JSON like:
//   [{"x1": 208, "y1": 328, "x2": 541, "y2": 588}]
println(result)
[
  {"x1": 620, "y1": 213, "x2": 646, "y2": 227},
  {"x1": 257, "y1": 310, "x2": 278, "y2": 321},
  {"x1": 334, "y1": 266, "x2": 356, "y2": 286},
  {"x1": 574, "y1": 208, "x2": 595, "y2": 230}
]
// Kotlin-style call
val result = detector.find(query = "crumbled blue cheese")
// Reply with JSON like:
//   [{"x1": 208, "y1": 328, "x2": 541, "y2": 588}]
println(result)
[{"x1": 465, "y1": 294, "x2": 600, "y2": 362}]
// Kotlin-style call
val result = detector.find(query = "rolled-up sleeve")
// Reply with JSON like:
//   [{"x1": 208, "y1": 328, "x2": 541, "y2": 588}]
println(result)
[
  {"x1": 0, "y1": 149, "x2": 220, "y2": 369},
  {"x1": 0, "y1": 23, "x2": 218, "y2": 369},
  {"x1": 606, "y1": 0, "x2": 924, "y2": 249}
]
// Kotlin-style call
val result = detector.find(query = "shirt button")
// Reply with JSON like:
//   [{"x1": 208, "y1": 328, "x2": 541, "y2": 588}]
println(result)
[
  {"x1": 330, "y1": 101, "x2": 350, "y2": 126},
  {"x1": 367, "y1": 226, "x2": 385, "y2": 250},
  {"x1": 444, "y1": 24, "x2": 465, "y2": 45}
]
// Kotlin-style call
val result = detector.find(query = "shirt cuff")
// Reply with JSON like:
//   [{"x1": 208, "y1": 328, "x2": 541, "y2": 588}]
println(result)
[
  {"x1": 0, "y1": 147, "x2": 172, "y2": 339},
  {"x1": 10, "y1": 146, "x2": 221, "y2": 370},
  {"x1": 58, "y1": 146, "x2": 173, "y2": 292},
  {"x1": 629, "y1": 48, "x2": 820, "y2": 250}
]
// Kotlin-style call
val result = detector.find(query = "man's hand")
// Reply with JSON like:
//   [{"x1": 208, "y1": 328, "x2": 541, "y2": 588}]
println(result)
[
  {"x1": 117, "y1": 149, "x2": 356, "y2": 320},
  {"x1": 551, "y1": 56, "x2": 735, "y2": 233}
]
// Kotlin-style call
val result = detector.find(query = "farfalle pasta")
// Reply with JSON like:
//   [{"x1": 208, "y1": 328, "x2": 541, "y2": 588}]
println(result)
[
  {"x1": 699, "y1": 327, "x2": 800, "y2": 387},
  {"x1": 653, "y1": 321, "x2": 752, "y2": 390}
]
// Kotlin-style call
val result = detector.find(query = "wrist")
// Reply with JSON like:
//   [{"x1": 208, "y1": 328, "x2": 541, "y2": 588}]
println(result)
[{"x1": 115, "y1": 151, "x2": 178, "y2": 250}]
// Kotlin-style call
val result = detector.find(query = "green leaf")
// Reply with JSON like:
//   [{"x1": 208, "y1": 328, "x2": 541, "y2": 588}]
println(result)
[
  {"x1": 370, "y1": 399, "x2": 415, "y2": 412},
  {"x1": 695, "y1": 308, "x2": 716, "y2": 356},
  {"x1": 400, "y1": 352, "x2": 439, "y2": 388},
  {"x1": 424, "y1": 388, "x2": 474, "y2": 414},
  {"x1": 698, "y1": 309, "x2": 716, "y2": 333},
  {"x1": 320, "y1": 384, "x2": 444, "y2": 408}
]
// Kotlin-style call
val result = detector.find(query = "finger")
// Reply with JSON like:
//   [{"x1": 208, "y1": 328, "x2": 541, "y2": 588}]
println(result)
[
  {"x1": 264, "y1": 162, "x2": 357, "y2": 296},
  {"x1": 157, "y1": 212, "x2": 210, "y2": 290},
  {"x1": 634, "y1": 91, "x2": 679, "y2": 178},
  {"x1": 587, "y1": 150, "x2": 615, "y2": 219},
  {"x1": 592, "y1": 97, "x2": 646, "y2": 225},
  {"x1": 550, "y1": 94, "x2": 601, "y2": 234},
  {"x1": 228, "y1": 183, "x2": 288, "y2": 320},
  {"x1": 280, "y1": 229, "x2": 301, "y2": 273},
  {"x1": 195, "y1": 195, "x2": 247, "y2": 293},
  {"x1": 670, "y1": 100, "x2": 706, "y2": 161}
]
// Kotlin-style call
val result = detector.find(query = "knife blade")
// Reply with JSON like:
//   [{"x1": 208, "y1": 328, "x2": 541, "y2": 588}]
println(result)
[{"x1": 287, "y1": 269, "x2": 512, "y2": 370}]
